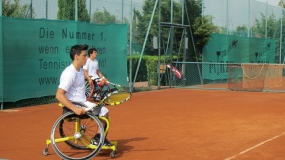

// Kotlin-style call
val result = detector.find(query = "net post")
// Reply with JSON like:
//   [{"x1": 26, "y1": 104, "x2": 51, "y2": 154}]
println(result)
[{"x1": 1, "y1": 102, "x2": 3, "y2": 110}]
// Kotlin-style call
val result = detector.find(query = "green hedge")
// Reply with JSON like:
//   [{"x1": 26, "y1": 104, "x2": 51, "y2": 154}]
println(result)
[{"x1": 127, "y1": 55, "x2": 179, "y2": 83}]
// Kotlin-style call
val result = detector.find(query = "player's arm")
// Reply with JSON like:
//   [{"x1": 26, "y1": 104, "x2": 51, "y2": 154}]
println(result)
[
  {"x1": 83, "y1": 69, "x2": 93, "y2": 85},
  {"x1": 97, "y1": 69, "x2": 108, "y2": 81},
  {"x1": 56, "y1": 88, "x2": 86, "y2": 115}
]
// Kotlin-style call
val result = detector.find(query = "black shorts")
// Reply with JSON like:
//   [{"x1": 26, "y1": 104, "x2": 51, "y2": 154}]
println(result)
[{"x1": 62, "y1": 104, "x2": 103, "y2": 116}]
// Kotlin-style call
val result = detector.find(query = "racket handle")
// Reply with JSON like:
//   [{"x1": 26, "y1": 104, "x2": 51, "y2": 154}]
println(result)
[
  {"x1": 84, "y1": 106, "x2": 94, "y2": 112},
  {"x1": 108, "y1": 82, "x2": 121, "y2": 87}
]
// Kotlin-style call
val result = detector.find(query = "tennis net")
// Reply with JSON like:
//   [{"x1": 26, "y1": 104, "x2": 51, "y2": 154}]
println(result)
[{"x1": 227, "y1": 63, "x2": 284, "y2": 91}]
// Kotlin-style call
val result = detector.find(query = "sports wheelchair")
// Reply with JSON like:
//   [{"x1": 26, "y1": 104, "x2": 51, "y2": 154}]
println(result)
[
  {"x1": 85, "y1": 79, "x2": 120, "y2": 102},
  {"x1": 42, "y1": 102, "x2": 117, "y2": 159}
]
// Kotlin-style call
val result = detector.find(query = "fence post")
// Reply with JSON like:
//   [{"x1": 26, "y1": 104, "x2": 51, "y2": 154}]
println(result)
[
  {"x1": 265, "y1": 68, "x2": 268, "y2": 92},
  {"x1": 148, "y1": 68, "x2": 150, "y2": 87},
  {"x1": 247, "y1": 0, "x2": 250, "y2": 37},
  {"x1": 265, "y1": 2, "x2": 268, "y2": 38},
  {"x1": 0, "y1": 0, "x2": 2, "y2": 16},
  {"x1": 75, "y1": 0, "x2": 78, "y2": 21},
  {"x1": 158, "y1": 0, "x2": 161, "y2": 89},
  {"x1": 226, "y1": 0, "x2": 228, "y2": 34},
  {"x1": 30, "y1": 0, "x2": 33, "y2": 18},
  {"x1": 46, "y1": 0, "x2": 48, "y2": 19},
  {"x1": 129, "y1": 0, "x2": 133, "y2": 92},
  {"x1": 89, "y1": 0, "x2": 91, "y2": 20},
  {"x1": 0, "y1": 2, "x2": 3, "y2": 108},
  {"x1": 279, "y1": 7, "x2": 283, "y2": 64},
  {"x1": 132, "y1": 0, "x2": 159, "y2": 92},
  {"x1": 122, "y1": 0, "x2": 124, "y2": 23}
]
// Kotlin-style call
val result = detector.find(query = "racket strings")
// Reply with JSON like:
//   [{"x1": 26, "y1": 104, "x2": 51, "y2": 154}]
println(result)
[{"x1": 104, "y1": 92, "x2": 131, "y2": 106}]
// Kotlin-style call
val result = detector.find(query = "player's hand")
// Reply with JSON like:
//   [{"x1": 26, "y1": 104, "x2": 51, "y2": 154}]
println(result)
[
  {"x1": 104, "y1": 78, "x2": 109, "y2": 84},
  {"x1": 73, "y1": 107, "x2": 86, "y2": 115},
  {"x1": 98, "y1": 80, "x2": 105, "y2": 87},
  {"x1": 88, "y1": 79, "x2": 93, "y2": 86}
]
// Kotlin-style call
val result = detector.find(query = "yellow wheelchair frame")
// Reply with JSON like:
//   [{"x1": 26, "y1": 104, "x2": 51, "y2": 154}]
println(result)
[{"x1": 43, "y1": 102, "x2": 117, "y2": 159}]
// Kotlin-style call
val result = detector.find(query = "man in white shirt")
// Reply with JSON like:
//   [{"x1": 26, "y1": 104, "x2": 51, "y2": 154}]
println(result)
[
  {"x1": 83, "y1": 48, "x2": 109, "y2": 92},
  {"x1": 56, "y1": 44, "x2": 111, "y2": 146}
]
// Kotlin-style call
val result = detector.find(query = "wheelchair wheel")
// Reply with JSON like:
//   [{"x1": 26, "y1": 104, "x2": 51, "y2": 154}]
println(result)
[{"x1": 51, "y1": 109, "x2": 104, "y2": 160}]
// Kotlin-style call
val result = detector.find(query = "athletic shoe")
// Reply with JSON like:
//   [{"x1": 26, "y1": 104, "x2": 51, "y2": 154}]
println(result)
[
  {"x1": 93, "y1": 94, "x2": 102, "y2": 101},
  {"x1": 93, "y1": 93, "x2": 99, "y2": 98},
  {"x1": 90, "y1": 133, "x2": 100, "y2": 146},
  {"x1": 104, "y1": 138, "x2": 112, "y2": 146},
  {"x1": 90, "y1": 138, "x2": 99, "y2": 146},
  {"x1": 95, "y1": 96, "x2": 102, "y2": 101},
  {"x1": 90, "y1": 134, "x2": 112, "y2": 146}
]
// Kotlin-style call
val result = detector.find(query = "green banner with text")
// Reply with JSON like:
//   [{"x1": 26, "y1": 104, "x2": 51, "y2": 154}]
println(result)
[
  {"x1": 1, "y1": 17, "x2": 128, "y2": 102},
  {"x1": 202, "y1": 34, "x2": 276, "y2": 80}
]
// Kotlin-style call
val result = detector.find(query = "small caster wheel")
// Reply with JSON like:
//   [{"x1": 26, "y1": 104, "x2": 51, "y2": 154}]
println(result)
[
  {"x1": 110, "y1": 151, "x2": 116, "y2": 158},
  {"x1": 42, "y1": 148, "x2": 48, "y2": 156}
]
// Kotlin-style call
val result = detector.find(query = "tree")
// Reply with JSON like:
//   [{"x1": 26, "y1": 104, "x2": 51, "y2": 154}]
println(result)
[
  {"x1": 254, "y1": 13, "x2": 279, "y2": 39},
  {"x1": 134, "y1": 0, "x2": 182, "y2": 56},
  {"x1": 192, "y1": 16, "x2": 215, "y2": 52},
  {"x1": 134, "y1": 0, "x2": 214, "y2": 62},
  {"x1": 254, "y1": 13, "x2": 281, "y2": 63},
  {"x1": 278, "y1": 0, "x2": 285, "y2": 7},
  {"x1": 2, "y1": 0, "x2": 35, "y2": 18},
  {"x1": 57, "y1": 0, "x2": 90, "y2": 22},
  {"x1": 278, "y1": 0, "x2": 285, "y2": 63},
  {"x1": 234, "y1": 25, "x2": 248, "y2": 37},
  {"x1": 185, "y1": 0, "x2": 215, "y2": 61},
  {"x1": 131, "y1": 8, "x2": 139, "y2": 44},
  {"x1": 90, "y1": 8, "x2": 119, "y2": 24}
]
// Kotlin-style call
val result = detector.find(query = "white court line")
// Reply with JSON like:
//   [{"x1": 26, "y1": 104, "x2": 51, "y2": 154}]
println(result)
[{"x1": 225, "y1": 132, "x2": 285, "y2": 160}]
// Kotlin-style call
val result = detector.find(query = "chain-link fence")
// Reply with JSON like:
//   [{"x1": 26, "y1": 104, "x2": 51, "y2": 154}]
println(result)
[
  {"x1": 3, "y1": 0, "x2": 143, "y2": 22},
  {"x1": 2, "y1": 0, "x2": 285, "y2": 95},
  {"x1": 154, "y1": 62, "x2": 285, "y2": 92},
  {"x1": 2, "y1": 0, "x2": 284, "y2": 56},
  {"x1": 203, "y1": 0, "x2": 285, "y2": 63},
  {"x1": 148, "y1": 0, "x2": 285, "y2": 91}
]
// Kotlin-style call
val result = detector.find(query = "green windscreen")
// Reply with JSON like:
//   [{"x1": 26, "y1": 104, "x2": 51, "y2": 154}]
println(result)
[
  {"x1": 202, "y1": 34, "x2": 276, "y2": 80},
  {"x1": 1, "y1": 17, "x2": 128, "y2": 102},
  {"x1": 0, "y1": 17, "x2": 2, "y2": 102}
]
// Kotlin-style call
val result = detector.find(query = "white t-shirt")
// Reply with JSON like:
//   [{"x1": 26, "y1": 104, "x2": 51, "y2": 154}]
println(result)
[
  {"x1": 59, "y1": 64, "x2": 109, "y2": 116},
  {"x1": 83, "y1": 58, "x2": 99, "y2": 79},
  {"x1": 58, "y1": 64, "x2": 86, "y2": 102}
]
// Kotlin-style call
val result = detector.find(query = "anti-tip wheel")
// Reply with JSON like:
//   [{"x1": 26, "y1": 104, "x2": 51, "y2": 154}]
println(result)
[
  {"x1": 42, "y1": 148, "x2": 48, "y2": 156},
  {"x1": 110, "y1": 151, "x2": 116, "y2": 158}
]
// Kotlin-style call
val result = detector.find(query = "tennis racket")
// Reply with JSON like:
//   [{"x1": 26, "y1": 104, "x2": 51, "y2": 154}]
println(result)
[{"x1": 59, "y1": 91, "x2": 131, "y2": 113}]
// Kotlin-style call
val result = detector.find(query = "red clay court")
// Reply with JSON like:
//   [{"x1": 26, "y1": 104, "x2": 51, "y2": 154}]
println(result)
[{"x1": 1, "y1": 88, "x2": 285, "y2": 160}]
